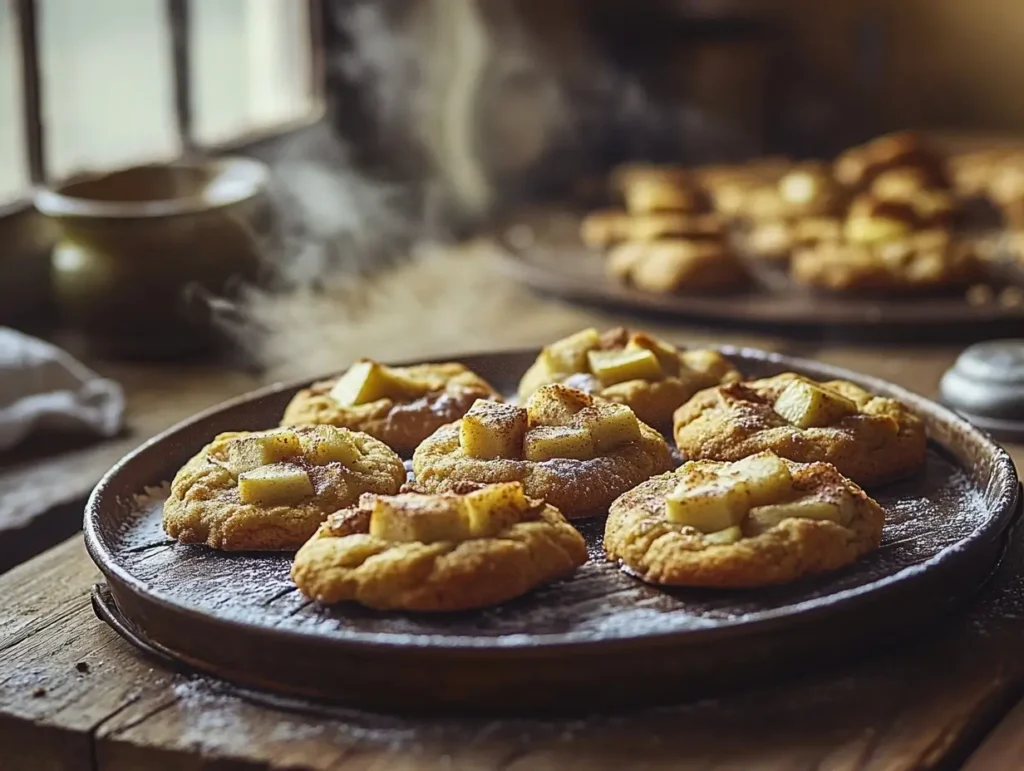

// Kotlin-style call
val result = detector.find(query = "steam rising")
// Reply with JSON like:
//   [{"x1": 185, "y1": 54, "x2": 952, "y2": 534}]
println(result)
[{"x1": 212, "y1": 2, "x2": 768, "y2": 374}]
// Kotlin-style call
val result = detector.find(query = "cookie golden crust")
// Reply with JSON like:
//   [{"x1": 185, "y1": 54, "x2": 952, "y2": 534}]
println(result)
[
  {"x1": 607, "y1": 239, "x2": 747, "y2": 293},
  {"x1": 163, "y1": 426, "x2": 407, "y2": 551},
  {"x1": 413, "y1": 387, "x2": 674, "y2": 518},
  {"x1": 790, "y1": 232, "x2": 978, "y2": 293},
  {"x1": 290, "y1": 482, "x2": 587, "y2": 611},
  {"x1": 604, "y1": 454, "x2": 885, "y2": 587},
  {"x1": 280, "y1": 362, "x2": 501, "y2": 457},
  {"x1": 516, "y1": 327, "x2": 741, "y2": 430},
  {"x1": 672, "y1": 373, "x2": 927, "y2": 487}
]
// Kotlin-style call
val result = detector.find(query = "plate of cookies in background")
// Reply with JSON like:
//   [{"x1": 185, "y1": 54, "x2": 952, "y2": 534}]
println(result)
[
  {"x1": 84, "y1": 329, "x2": 1018, "y2": 714},
  {"x1": 495, "y1": 131, "x2": 1024, "y2": 337}
]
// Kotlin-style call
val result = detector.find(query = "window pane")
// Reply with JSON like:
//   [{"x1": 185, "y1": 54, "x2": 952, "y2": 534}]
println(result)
[
  {"x1": 191, "y1": 0, "x2": 313, "y2": 145},
  {"x1": 0, "y1": 0, "x2": 29, "y2": 203},
  {"x1": 39, "y1": 0, "x2": 180, "y2": 180}
]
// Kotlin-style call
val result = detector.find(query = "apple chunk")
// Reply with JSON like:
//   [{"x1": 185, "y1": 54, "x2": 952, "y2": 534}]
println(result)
[
  {"x1": 575, "y1": 403, "x2": 642, "y2": 451},
  {"x1": 524, "y1": 426, "x2": 594, "y2": 462},
  {"x1": 773, "y1": 379, "x2": 857, "y2": 428},
  {"x1": 224, "y1": 430, "x2": 302, "y2": 475},
  {"x1": 626, "y1": 333, "x2": 681, "y2": 376},
  {"x1": 462, "y1": 482, "x2": 529, "y2": 537},
  {"x1": 238, "y1": 463, "x2": 314, "y2": 506},
  {"x1": 300, "y1": 425, "x2": 362, "y2": 466},
  {"x1": 369, "y1": 495, "x2": 470, "y2": 543},
  {"x1": 329, "y1": 361, "x2": 426, "y2": 406},
  {"x1": 542, "y1": 328, "x2": 602, "y2": 374},
  {"x1": 726, "y1": 452, "x2": 794, "y2": 507},
  {"x1": 587, "y1": 348, "x2": 663, "y2": 386},
  {"x1": 747, "y1": 496, "x2": 851, "y2": 534},
  {"x1": 459, "y1": 400, "x2": 528, "y2": 459},
  {"x1": 665, "y1": 477, "x2": 749, "y2": 532},
  {"x1": 525, "y1": 384, "x2": 593, "y2": 428}
]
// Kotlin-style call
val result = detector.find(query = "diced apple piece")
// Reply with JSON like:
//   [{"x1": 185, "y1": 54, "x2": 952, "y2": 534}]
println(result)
[
  {"x1": 329, "y1": 361, "x2": 391, "y2": 406},
  {"x1": 523, "y1": 426, "x2": 594, "y2": 462},
  {"x1": 300, "y1": 425, "x2": 362, "y2": 466},
  {"x1": 725, "y1": 452, "x2": 794, "y2": 507},
  {"x1": 459, "y1": 400, "x2": 528, "y2": 459},
  {"x1": 773, "y1": 379, "x2": 857, "y2": 428},
  {"x1": 703, "y1": 526, "x2": 743, "y2": 545},
  {"x1": 225, "y1": 430, "x2": 302, "y2": 475},
  {"x1": 665, "y1": 478, "x2": 749, "y2": 532},
  {"x1": 462, "y1": 482, "x2": 529, "y2": 537},
  {"x1": 575, "y1": 403, "x2": 642, "y2": 451},
  {"x1": 746, "y1": 496, "x2": 849, "y2": 534},
  {"x1": 525, "y1": 384, "x2": 593, "y2": 428},
  {"x1": 368, "y1": 495, "x2": 470, "y2": 543},
  {"x1": 543, "y1": 328, "x2": 602, "y2": 374},
  {"x1": 587, "y1": 348, "x2": 663, "y2": 387},
  {"x1": 238, "y1": 463, "x2": 314, "y2": 506},
  {"x1": 626, "y1": 333, "x2": 681, "y2": 376}
]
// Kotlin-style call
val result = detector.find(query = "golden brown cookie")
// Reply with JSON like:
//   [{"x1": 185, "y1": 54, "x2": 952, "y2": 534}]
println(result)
[
  {"x1": 790, "y1": 230, "x2": 978, "y2": 293},
  {"x1": 516, "y1": 326, "x2": 740, "y2": 430},
  {"x1": 775, "y1": 162, "x2": 848, "y2": 218},
  {"x1": 164, "y1": 425, "x2": 407, "y2": 551},
  {"x1": 413, "y1": 385, "x2": 674, "y2": 518},
  {"x1": 281, "y1": 361, "x2": 501, "y2": 457},
  {"x1": 607, "y1": 239, "x2": 747, "y2": 293},
  {"x1": 580, "y1": 208, "x2": 633, "y2": 250},
  {"x1": 604, "y1": 451, "x2": 885, "y2": 587},
  {"x1": 672, "y1": 373, "x2": 926, "y2": 486},
  {"x1": 742, "y1": 217, "x2": 843, "y2": 263},
  {"x1": 834, "y1": 131, "x2": 950, "y2": 192},
  {"x1": 290, "y1": 481, "x2": 587, "y2": 611},
  {"x1": 614, "y1": 166, "x2": 712, "y2": 215}
]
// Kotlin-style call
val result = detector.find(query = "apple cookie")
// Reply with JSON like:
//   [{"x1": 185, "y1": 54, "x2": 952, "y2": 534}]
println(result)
[
  {"x1": 517, "y1": 327, "x2": 740, "y2": 430},
  {"x1": 164, "y1": 425, "x2": 406, "y2": 550},
  {"x1": 281, "y1": 360, "x2": 501, "y2": 456},
  {"x1": 291, "y1": 481, "x2": 587, "y2": 611},
  {"x1": 604, "y1": 451, "x2": 885, "y2": 587},
  {"x1": 673, "y1": 373, "x2": 926, "y2": 486},
  {"x1": 413, "y1": 385, "x2": 674, "y2": 518}
]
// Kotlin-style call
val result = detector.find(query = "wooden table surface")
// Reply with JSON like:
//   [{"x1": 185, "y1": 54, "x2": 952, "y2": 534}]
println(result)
[{"x1": 3, "y1": 243, "x2": 1024, "y2": 770}]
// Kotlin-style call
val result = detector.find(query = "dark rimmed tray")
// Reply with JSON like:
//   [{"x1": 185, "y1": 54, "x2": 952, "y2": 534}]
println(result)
[
  {"x1": 84, "y1": 348, "x2": 1019, "y2": 716},
  {"x1": 492, "y1": 208, "x2": 1024, "y2": 338}
]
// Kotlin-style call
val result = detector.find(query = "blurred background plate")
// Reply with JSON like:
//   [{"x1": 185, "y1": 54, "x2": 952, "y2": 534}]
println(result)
[{"x1": 492, "y1": 207, "x2": 1024, "y2": 340}]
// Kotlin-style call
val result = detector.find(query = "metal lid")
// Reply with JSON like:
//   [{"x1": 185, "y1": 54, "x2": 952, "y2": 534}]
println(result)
[{"x1": 940, "y1": 339, "x2": 1024, "y2": 442}]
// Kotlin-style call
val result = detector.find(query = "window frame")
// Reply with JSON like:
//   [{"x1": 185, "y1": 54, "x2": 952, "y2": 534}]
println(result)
[{"x1": 7, "y1": 0, "x2": 325, "y2": 208}]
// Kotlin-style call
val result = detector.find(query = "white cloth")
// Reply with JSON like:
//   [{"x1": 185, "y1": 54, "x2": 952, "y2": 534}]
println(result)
[{"x1": 0, "y1": 327, "x2": 125, "y2": 451}]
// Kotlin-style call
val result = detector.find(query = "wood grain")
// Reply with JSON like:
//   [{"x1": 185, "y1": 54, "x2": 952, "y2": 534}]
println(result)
[{"x1": 0, "y1": 525, "x2": 1022, "y2": 770}]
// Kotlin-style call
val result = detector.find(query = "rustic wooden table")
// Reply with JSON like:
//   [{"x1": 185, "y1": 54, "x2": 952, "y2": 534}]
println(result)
[{"x1": 3, "y1": 244, "x2": 1024, "y2": 770}]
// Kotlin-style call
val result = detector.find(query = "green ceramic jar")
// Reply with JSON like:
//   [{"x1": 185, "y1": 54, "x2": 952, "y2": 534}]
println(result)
[{"x1": 35, "y1": 158, "x2": 268, "y2": 359}]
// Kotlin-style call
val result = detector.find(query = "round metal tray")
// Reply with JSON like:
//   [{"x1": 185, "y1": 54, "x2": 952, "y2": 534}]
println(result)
[{"x1": 84, "y1": 348, "x2": 1019, "y2": 715}]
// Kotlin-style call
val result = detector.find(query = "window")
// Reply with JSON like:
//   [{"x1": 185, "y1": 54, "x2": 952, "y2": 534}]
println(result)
[{"x1": 0, "y1": 0, "x2": 322, "y2": 206}]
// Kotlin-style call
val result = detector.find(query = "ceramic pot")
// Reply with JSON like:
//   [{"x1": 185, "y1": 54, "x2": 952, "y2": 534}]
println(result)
[
  {"x1": 0, "y1": 202, "x2": 57, "y2": 327},
  {"x1": 34, "y1": 157, "x2": 268, "y2": 359}
]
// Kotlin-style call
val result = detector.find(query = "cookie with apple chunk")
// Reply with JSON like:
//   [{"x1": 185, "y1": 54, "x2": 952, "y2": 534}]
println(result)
[
  {"x1": 673, "y1": 373, "x2": 926, "y2": 487},
  {"x1": 604, "y1": 451, "x2": 884, "y2": 587},
  {"x1": 517, "y1": 326, "x2": 740, "y2": 431},
  {"x1": 164, "y1": 425, "x2": 406, "y2": 551},
  {"x1": 290, "y1": 481, "x2": 587, "y2": 611},
  {"x1": 281, "y1": 360, "x2": 501, "y2": 457},
  {"x1": 413, "y1": 385, "x2": 673, "y2": 518}
]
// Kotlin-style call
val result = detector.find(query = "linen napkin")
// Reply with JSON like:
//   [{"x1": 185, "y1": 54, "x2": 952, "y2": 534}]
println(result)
[{"x1": 0, "y1": 327, "x2": 125, "y2": 451}]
